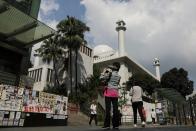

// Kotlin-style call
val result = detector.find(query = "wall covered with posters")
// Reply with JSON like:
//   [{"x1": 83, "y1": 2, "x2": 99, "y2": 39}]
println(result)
[{"x1": 0, "y1": 84, "x2": 68, "y2": 127}]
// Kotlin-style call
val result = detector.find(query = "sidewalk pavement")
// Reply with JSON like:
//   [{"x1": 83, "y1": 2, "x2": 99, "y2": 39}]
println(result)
[{"x1": 0, "y1": 124, "x2": 196, "y2": 131}]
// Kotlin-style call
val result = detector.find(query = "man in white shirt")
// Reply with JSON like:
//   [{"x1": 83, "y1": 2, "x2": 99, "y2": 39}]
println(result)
[
  {"x1": 151, "y1": 109, "x2": 156, "y2": 124},
  {"x1": 89, "y1": 100, "x2": 97, "y2": 126},
  {"x1": 130, "y1": 80, "x2": 146, "y2": 127}
]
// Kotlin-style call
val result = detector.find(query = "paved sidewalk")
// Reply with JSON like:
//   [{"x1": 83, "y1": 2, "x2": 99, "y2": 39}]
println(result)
[{"x1": 1, "y1": 125, "x2": 196, "y2": 131}]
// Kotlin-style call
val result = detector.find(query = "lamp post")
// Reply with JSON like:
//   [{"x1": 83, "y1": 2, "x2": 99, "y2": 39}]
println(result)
[{"x1": 189, "y1": 97, "x2": 195, "y2": 126}]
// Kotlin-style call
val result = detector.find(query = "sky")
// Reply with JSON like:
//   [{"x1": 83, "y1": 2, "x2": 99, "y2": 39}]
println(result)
[{"x1": 37, "y1": 0, "x2": 196, "y2": 89}]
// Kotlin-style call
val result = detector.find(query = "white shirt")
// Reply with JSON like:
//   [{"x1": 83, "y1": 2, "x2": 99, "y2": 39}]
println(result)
[
  {"x1": 129, "y1": 86, "x2": 143, "y2": 102},
  {"x1": 151, "y1": 111, "x2": 156, "y2": 118},
  {"x1": 90, "y1": 104, "x2": 97, "y2": 114}
]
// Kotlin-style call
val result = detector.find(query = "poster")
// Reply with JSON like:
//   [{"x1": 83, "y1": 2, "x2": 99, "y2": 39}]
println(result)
[
  {"x1": 13, "y1": 120, "x2": 19, "y2": 126},
  {"x1": 2, "y1": 118, "x2": 8, "y2": 126},
  {"x1": 53, "y1": 115, "x2": 58, "y2": 119},
  {"x1": 0, "y1": 85, "x2": 23, "y2": 111},
  {"x1": 0, "y1": 84, "x2": 69, "y2": 121},
  {"x1": 8, "y1": 120, "x2": 13, "y2": 126},
  {"x1": 23, "y1": 89, "x2": 40, "y2": 113},
  {"x1": 54, "y1": 96, "x2": 68, "y2": 115},
  {"x1": 9, "y1": 112, "x2": 15, "y2": 120},
  {"x1": 0, "y1": 111, "x2": 4, "y2": 120},
  {"x1": 46, "y1": 114, "x2": 52, "y2": 118},
  {"x1": 18, "y1": 88, "x2": 24, "y2": 96},
  {"x1": 58, "y1": 115, "x2": 65, "y2": 119},
  {"x1": 15, "y1": 112, "x2": 21, "y2": 120},
  {"x1": 19, "y1": 119, "x2": 24, "y2": 126},
  {"x1": 38, "y1": 92, "x2": 55, "y2": 113}
]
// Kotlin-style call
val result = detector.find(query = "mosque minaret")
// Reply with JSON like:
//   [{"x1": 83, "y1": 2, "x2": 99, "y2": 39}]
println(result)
[
  {"x1": 116, "y1": 20, "x2": 126, "y2": 57},
  {"x1": 153, "y1": 58, "x2": 161, "y2": 81}
]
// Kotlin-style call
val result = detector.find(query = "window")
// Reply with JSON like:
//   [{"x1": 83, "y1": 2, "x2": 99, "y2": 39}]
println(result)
[
  {"x1": 47, "y1": 69, "x2": 53, "y2": 82},
  {"x1": 89, "y1": 50, "x2": 92, "y2": 57},
  {"x1": 36, "y1": 69, "x2": 39, "y2": 82},
  {"x1": 39, "y1": 68, "x2": 42, "y2": 81},
  {"x1": 32, "y1": 70, "x2": 35, "y2": 80}
]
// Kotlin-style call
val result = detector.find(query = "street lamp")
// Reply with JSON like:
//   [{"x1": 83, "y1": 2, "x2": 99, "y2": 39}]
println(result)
[{"x1": 189, "y1": 97, "x2": 195, "y2": 126}]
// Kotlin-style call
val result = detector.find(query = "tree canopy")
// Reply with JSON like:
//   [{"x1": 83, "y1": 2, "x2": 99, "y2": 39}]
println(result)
[
  {"x1": 36, "y1": 34, "x2": 63, "y2": 88},
  {"x1": 161, "y1": 68, "x2": 194, "y2": 97},
  {"x1": 57, "y1": 16, "x2": 90, "y2": 49}
]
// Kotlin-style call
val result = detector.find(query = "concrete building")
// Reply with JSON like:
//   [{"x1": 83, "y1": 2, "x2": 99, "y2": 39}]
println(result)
[
  {"x1": 28, "y1": 43, "x2": 93, "y2": 91},
  {"x1": 0, "y1": 0, "x2": 54, "y2": 86}
]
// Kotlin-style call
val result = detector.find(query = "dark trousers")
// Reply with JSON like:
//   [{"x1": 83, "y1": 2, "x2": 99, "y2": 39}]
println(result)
[
  {"x1": 132, "y1": 101, "x2": 145, "y2": 124},
  {"x1": 104, "y1": 97, "x2": 119, "y2": 127},
  {"x1": 89, "y1": 114, "x2": 97, "y2": 125},
  {"x1": 152, "y1": 118, "x2": 155, "y2": 124}
]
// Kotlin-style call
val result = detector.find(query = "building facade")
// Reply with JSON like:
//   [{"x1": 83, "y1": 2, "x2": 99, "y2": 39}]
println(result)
[{"x1": 28, "y1": 44, "x2": 93, "y2": 91}]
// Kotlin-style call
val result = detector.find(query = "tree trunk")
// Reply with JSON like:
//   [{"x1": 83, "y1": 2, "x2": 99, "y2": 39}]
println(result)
[
  {"x1": 75, "y1": 49, "x2": 78, "y2": 98},
  {"x1": 69, "y1": 49, "x2": 73, "y2": 96},
  {"x1": 53, "y1": 58, "x2": 60, "y2": 88},
  {"x1": 182, "y1": 104, "x2": 187, "y2": 125},
  {"x1": 173, "y1": 103, "x2": 177, "y2": 125},
  {"x1": 177, "y1": 105, "x2": 182, "y2": 125}
]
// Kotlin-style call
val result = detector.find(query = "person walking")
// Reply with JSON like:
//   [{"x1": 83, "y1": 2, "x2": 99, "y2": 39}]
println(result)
[
  {"x1": 151, "y1": 109, "x2": 156, "y2": 125},
  {"x1": 89, "y1": 100, "x2": 98, "y2": 126},
  {"x1": 142, "y1": 107, "x2": 146, "y2": 122},
  {"x1": 100, "y1": 62, "x2": 121, "y2": 130},
  {"x1": 118, "y1": 109, "x2": 122, "y2": 126},
  {"x1": 129, "y1": 80, "x2": 146, "y2": 127}
]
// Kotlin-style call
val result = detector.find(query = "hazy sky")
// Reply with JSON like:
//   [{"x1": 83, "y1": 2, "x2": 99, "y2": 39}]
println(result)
[{"x1": 37, "y1": 0, "x2": 196, "y2": 89}]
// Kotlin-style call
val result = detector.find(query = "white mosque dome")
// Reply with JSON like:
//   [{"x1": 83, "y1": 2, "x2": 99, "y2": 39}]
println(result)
[{"x1": 93, "y1": 44, "x2": 115, "y2": 57}]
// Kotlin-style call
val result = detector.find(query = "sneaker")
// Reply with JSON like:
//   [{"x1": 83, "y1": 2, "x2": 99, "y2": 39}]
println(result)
[
  {"x1": 134, "y1": 124, "x2": 137, "y2": 127},
  {"x1": 142, "y1": 121, "x2": 146, "y2": 127},
  {"x1": 102, "y1": 126, "x2": 110, "y2": 130},
  {"x1": 113, "y1": 127, "x2": 119, "y2": 130}
]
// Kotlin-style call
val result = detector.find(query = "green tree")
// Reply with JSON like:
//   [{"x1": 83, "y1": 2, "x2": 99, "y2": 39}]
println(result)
[
  {"x1": 36, "y1": 34, "x2": 63, "y2": 89},
  {"x1": 77, "y1": 65, "x2": 101, "y2": 103},
  {"x1": 161, "y1": 67, "x2": 194, "y2": 97},
  {"x1": 126, "y1": 73, "x2": 160, "y2": 95},
  {"x1": 118, "y1": 84, "x2": 128, "y2": 108},
  {"x1": 57, "y1": 16, "x2": 90, "y2": 97}
]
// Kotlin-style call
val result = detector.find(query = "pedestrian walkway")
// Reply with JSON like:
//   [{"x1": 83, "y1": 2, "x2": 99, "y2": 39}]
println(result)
[{"x1": 1, "y1": 125, "x2": 196, "y2": 131}]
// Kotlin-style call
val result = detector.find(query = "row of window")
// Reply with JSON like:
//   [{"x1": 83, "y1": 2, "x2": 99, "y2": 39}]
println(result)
[
  {"x1": 80, "y1": 45, "x2": 92, "y2": 57},
  {"x1": 28, "y1": 68, "x2": 54, "y2": 83},
  {"x1": 28, "y1": 68, "x2": 42, "y2": 82}
]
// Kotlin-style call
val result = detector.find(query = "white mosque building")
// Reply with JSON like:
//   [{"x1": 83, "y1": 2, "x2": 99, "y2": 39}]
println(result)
[
  {"x1": 93, "y1": 20, "x2": 160, "y2": 122},
  {"x1": 28, "y1": 20, "x2": 161, "y2": 123}
]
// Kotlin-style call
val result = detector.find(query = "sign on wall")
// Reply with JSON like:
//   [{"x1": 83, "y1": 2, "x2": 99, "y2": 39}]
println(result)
[
  {"x1": 0, "y1": 84, "x2": 68, "y2": 115},
  {"x1": 0, "y1": 85, "x2": 23, "y2": 111}
]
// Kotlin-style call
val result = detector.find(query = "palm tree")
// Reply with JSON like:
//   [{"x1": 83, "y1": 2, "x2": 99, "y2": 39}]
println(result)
[
  {"x1": 36, "y1": 34, "x2": 63, "y2": 89},
  {"x1": 57, "y1": 16, "x2": 90, "y2": 97}
]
